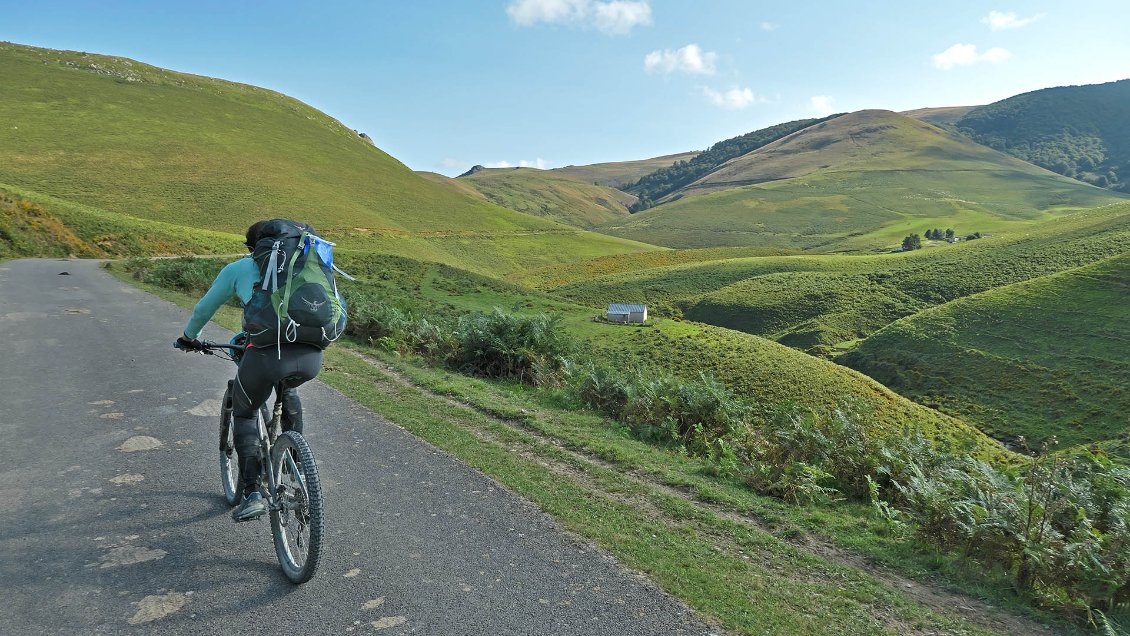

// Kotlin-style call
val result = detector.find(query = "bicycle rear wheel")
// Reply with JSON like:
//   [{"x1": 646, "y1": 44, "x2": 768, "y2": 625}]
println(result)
[
  {"x1": 218, "y1": 382, "x2": 239, "y2": 506},
  {"x1": 270, "y1": 430, "x2": 324, "y2": 584}
]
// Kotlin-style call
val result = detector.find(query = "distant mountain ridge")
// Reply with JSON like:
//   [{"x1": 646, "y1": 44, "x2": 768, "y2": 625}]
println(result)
[
  {"x1": 954, "y1": 78, "x2": 1130, "y2": 192},
  {"x1": 552, "y1": 152, "x2": 699, "y2": 189},
  {"x1": 596, "y1": 109, "x2": 1125, "y2": 251},
  {"x1": 901, "y1": 106, "x2": 978, "y2": 125}
]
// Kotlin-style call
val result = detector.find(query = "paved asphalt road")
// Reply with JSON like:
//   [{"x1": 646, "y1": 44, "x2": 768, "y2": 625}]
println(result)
[{"x1": 0, "y1": 259, "x2": 718, "y2": 636}]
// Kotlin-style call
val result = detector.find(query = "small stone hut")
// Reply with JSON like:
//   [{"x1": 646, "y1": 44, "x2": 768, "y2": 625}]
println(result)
[{"x1": 606, "y1": 303, "x2": 647, "y2": 323}]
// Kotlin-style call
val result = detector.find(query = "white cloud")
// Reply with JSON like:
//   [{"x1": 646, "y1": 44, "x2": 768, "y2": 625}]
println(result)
[
  {"x1": 506, "y1": 0, "x2": 588, "y2": 26},
  {"x1": 484, "y1": 158, "x2": 550, "y2": 169},
  {"x1": 701, "y1": 86, "x2": 760, "y2": 110},
  {"x1": 592, "y1": 1, "x2": 652, "y2": 34},
  {"x1": 931, "y1": 43, "x2": 1011, "y2": 70},
  {"x1": 760, "y1": 21, "x2": 779, "y2": 31},
  {"x1": 982, "y1": 10, "x2": 1044, "y2": 30},
  {"x1": 506, "y1": 0, "x2": 651, "y2": 35},
  {"x1": 644, "y1": 44, "x2": 717, "y2": 76},
  {"x1": 810, "y1": 95, "x2": 836, "y2": 116}
]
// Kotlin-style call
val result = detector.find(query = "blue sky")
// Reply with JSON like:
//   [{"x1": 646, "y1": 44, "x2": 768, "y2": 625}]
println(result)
[{"x1": 3, "y1": 1, "x2": 1128, "y2": 175}]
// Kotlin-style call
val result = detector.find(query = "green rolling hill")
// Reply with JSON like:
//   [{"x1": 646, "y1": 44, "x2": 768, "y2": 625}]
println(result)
[
  {"x1": 312, "y1": 252, "x2": 1013, "y2": 461},
  {"x1": 455, "y1": 166, "x2": 636, "y2": 228},
  {"x1": 626, "y1": 116, "x2": 835, "y2": 208},
  {"x1": 598, "y1": 110, "x2": 1125, "y2": 251},
  {"x1": 0, "y1": 42, "x2": 655, "y2": 274},
  {"x1": 955, "y1": 78, "x2": 1130, "y2": 192},
  {"x1": 840, "y1": 253, "x2": 1130, "y2": 455},
  {"x1": 555, "y1": 202, "x2": 1130, "y2": 354},
  {"x1": 552, "y1": 151, "x2": 699, "y2": 189}
]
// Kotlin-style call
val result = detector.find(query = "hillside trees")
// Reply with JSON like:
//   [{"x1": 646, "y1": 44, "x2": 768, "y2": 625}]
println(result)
[
  {"x1": 956, "y1": 79, "x2": 1130, "y2": 192},
  {"x1": 901, "y1": 234, "x2": 922, "y2": 251}
]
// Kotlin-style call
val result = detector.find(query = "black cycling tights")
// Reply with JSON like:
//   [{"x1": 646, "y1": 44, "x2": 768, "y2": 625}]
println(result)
[{"x1": 230, "y1": 344, "x2": 323, "y2": 493}]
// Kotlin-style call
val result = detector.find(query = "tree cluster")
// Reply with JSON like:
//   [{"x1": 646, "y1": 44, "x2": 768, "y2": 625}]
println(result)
[
  {"x1": 924, "y1": 228, "x2": 955, "y2": 241},
  {"x1": 901, "y1": 234, "x2": 922, "y2": 251}
]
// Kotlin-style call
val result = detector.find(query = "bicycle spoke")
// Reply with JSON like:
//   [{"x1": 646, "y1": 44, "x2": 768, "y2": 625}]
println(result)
[{"x1": 269, "y1": 432, "x2": 323, "y2": 583}]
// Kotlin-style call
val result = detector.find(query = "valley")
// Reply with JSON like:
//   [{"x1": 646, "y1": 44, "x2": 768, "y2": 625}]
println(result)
[{"x1": 3, "y1": 39, "x2": 1128, "y2": 633}]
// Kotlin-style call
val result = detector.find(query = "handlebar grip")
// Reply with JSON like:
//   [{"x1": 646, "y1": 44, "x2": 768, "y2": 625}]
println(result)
[{"x1": 174, "y1": 338, "x2": 210, "y2": 353}]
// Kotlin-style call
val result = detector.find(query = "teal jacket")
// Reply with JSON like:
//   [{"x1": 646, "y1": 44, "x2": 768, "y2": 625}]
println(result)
[{"x1": 183, "y1": 258, "x2": 259, "y2": 339}]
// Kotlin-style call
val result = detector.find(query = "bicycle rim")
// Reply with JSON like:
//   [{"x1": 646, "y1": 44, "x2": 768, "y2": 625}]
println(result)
[{"x1": 269, "y1": 431, "x2": 324, "y2": 583}]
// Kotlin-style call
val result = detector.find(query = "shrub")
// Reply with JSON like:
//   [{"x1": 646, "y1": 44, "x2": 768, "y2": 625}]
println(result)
[
  {"x1": 577, "y1": 364, "x2": 631, "y2": 418},
  {"x1": 123, "y1": 256, "x2": 221, "y2": 292},
  {"x1": 344, "y1": 292, "x2": 456, "y2": 358},
  {"x1": 887, "y1": 442, "x2": 1130, "y2": 618},
  {"x1": 574, "y1": 364, "x2": 750, "y2": 469},
  {"x1": 452, "y1": 309, "x2": 574, "y2": 386}
]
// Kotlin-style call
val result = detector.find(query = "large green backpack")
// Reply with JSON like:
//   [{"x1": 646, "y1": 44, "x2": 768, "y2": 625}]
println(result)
[{"x1": 242, "y1": 219, "x2": 350, "y2": 351}]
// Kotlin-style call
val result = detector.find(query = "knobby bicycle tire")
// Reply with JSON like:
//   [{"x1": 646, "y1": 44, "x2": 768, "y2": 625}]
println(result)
[
  {"x1": 219, "y1": 382, "x2": 240, "y2": 507},
  {"x1": 269, "y1": 430, "x2": 324, "y2": 584}
]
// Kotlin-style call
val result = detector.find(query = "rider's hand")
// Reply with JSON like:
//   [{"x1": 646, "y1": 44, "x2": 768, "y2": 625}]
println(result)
[{"x1": 176, "y1": 334, "x2": 204, "y2": 352}]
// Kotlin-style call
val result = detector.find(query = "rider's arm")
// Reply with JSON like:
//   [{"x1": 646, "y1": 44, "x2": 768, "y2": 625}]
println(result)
[{"x1": 183, "y1": 259, "x2": 256, "y2": 339}]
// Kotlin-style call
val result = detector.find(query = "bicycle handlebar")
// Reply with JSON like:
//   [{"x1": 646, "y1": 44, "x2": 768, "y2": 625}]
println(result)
[{"x1": 173, "y1": 340, "x2": 243, "y2": 354}]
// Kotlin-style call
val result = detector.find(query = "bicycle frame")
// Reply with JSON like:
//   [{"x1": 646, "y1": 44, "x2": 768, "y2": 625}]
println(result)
[
  {"x1": 177, "y1": 337, "x2": 324, "y2": 582},
  {"x1": 258, "y1": 404, "x2": 306, "y2": 515},
  {"x1": 181, "y1": 340, "x2": 292, "y2": 511}
]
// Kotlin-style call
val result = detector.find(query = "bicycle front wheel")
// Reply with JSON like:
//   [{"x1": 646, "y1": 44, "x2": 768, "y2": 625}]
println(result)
[
  {"x1": 219, "y1": 382, "x2": 239, "y2": 507},
  {"x1": 269, "y1": 430, "x2": 325, "y2": 584}
]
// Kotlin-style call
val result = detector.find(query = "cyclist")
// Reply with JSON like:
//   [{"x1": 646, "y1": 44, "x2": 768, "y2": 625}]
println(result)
[{"x1": 176, "y1": 221, "x2": 323, "y2": 522}]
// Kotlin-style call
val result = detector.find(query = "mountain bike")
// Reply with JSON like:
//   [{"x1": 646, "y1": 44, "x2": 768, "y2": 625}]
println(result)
[{"x1": 175, "y1": 339, "x2": 325, "y2": 583}]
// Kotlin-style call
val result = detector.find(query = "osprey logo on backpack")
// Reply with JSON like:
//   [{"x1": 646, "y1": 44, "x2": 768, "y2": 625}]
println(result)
[
  {"x1": 301, "y1": 298, "x2": 327, "y2": 312},
  {"x1": 241, "y1": 219, "x2": 353, "y2": 353}
]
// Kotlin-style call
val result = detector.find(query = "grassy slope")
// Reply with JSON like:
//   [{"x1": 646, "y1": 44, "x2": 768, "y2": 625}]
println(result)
[
  {"x1": 0, "y1": 185, "x2": 245, "y2": 257},
  {"x1": 415, "y1": 170, "x2": 489, "y2": 200},
  {"x1": 0, "y1": 42, "x2": 654, "y2": 274},
  {"x1": 515, "y1": 246, "x2": 800, "y2": 287},
  {"x1": 556, "y1": 203, "x2": 1130, "y2": 354},
  {"x1": 840, "y1": 254, "x2": 1130, "y2": 453},
  {"x1": 552, "y1": 151, "x2": 699, "y2": 188},
  {"x1": 902, "y1": 106, "x2": 978, "y2": 125},
  {"x1": 457, "y1": 167, "x2": 636, "y2": 228},
  {"x1": 599, "y1": 110, "x2": 1125, "y2": 251},
  {"x1": 329, "y1": 252, "x2": 1011, "y2": 461}
]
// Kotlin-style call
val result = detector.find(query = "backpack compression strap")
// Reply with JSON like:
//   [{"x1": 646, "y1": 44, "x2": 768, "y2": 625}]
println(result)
[
  {"x1": 261, "y1": 240, "x2": 283, "y2": 292},
  {"x1": 274, "y1": 231, "x2": 308, "y2": 356}
]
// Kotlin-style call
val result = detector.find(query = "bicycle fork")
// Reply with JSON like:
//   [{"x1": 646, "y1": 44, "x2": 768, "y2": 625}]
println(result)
[{"x1": 257, "y1": 430, "x2": 307, "y2": 514}]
